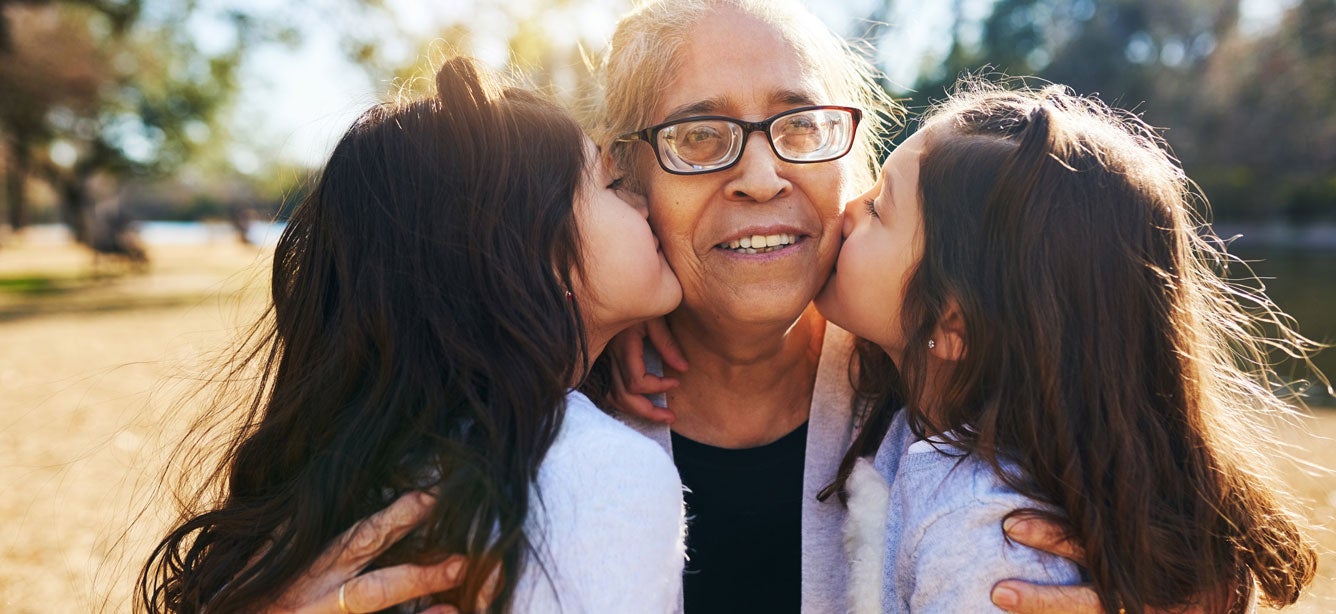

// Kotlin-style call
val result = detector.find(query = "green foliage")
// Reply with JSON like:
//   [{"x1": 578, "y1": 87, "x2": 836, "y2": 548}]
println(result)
[
  {"x1": 391, "y1": 0, "x2": 631, "y2": 117},
  {"x1": 1189, "y1": 165, "x2": 1261, "y2": 221},
  {"x1": 876, "y1": 0, "x2": 1336, "y2": 223},
  {"x1": 0, "y1": 275, "x2": 67, "y2": 296},
  {"x1": 1282, "y1": 176, "x2": 1336, "y2": 224},
  {"x1": 0, "y1": 0, "x2": 399, "y2": 236}
]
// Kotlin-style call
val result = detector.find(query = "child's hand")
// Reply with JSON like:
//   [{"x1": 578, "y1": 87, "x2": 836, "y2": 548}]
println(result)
[{"x1": 605, "y1": 317, "x2": 688, "y2": 424}]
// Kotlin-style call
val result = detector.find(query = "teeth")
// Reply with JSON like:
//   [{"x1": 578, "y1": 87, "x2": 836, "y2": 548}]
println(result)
[{"x1": 717, "y1": 233, "x2": 798, "y2": 252}]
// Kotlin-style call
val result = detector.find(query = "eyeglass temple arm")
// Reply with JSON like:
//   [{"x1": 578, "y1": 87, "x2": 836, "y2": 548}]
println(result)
[{"x1": 615, "y1": 129, "x2": 650, "y2": 143}]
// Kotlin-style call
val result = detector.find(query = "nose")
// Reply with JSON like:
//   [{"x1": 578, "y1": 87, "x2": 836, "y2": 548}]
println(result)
[
  {"x1": 723, "y1": 132, "x2": 791, "y2": 203},
  {"x1": 841, "y1": 205, "x2": 856, "y2": 239}
]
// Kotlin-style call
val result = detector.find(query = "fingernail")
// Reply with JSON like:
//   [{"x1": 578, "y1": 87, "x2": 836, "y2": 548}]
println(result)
[
  {"x1": 991, "y1": 586, "x2": 1019, "y2": 609},
  {"x1": 1002, "y1": 516, "x2": 1024, "y2": 533}
]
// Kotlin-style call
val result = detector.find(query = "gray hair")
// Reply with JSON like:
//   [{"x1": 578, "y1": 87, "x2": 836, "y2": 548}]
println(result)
[{"x1": 591, "y1": 0, "x2": 900, "y2": 189}]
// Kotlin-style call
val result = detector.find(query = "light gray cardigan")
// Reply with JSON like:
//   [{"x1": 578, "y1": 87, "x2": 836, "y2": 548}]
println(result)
[{"x1": 615, "y1": 322, "x2": 858, "y2": 613}]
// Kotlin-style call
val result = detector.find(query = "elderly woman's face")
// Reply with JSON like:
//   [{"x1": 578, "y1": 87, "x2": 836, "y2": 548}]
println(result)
[{"x1": 638, "y1": 8, "x2": 853, "y2": 328}]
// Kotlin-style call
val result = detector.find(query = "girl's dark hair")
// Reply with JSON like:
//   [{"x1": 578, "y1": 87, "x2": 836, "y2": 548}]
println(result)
[
  {"x1": 138, "y1": 56, "x2": 592, "y2": 613},
  {"x1": 831, "y1": 81, "x2": 1320, "y2": 613}
]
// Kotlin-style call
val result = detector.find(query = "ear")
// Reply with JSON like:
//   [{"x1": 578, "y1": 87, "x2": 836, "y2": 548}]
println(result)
[{"x1": 929, "y1": 299, "x2": 966, "y2": 362}]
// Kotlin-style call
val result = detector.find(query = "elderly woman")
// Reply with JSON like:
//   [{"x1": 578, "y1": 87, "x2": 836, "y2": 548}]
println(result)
[
  {"x1": 591, "y1": 1, "x2": 1094, "y2": 612},
  {"x1": 590, "y1": 1, "x2": 890, "y2": 610},
  {"x1": 267, "y1": 1, "x2": 1114, "y2": 612}
]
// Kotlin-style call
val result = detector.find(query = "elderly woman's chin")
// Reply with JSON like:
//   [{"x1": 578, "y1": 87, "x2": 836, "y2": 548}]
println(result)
[{"x1": 681, "y1": 272, "x2": 828, "y2": 330}]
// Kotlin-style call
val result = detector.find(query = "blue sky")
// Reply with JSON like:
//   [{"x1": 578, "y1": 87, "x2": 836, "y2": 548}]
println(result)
[{"x1": 219, "y1": 0, "x2": 1294, "y2": 171}]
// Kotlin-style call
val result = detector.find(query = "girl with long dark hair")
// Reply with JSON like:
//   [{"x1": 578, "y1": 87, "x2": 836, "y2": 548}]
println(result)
[
  {"x1": 817, "y1": 82, "x2": 1320, "y2": 613},
  {"x1": 137, "y1": 56, "x2": 684, "y2": 613}
]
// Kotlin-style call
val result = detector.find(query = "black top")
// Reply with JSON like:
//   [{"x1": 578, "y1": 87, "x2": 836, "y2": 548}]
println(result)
[{"x1": 671, "y1": 421, "x2": 808, "y2": 614}]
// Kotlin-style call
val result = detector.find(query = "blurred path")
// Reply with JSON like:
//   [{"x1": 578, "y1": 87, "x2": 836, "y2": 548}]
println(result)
[{"x1": 0, "y1": 239, "x2": 1332, "y2": 612}]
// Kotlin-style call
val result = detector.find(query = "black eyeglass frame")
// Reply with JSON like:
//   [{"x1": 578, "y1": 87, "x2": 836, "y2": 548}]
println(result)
[{"x1": 616, "y1": 105, "x2": 864, "y2": 176}]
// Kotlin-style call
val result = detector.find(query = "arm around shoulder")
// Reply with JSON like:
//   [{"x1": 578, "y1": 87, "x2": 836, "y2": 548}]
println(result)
[{"x1": 900, "y1": 501, "x2": 1080, "y2": 614}]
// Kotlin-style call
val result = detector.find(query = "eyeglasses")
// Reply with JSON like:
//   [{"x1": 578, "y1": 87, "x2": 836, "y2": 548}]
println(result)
[{"x1": 616, "y1": 105, "x2": 862, "y2": 175}]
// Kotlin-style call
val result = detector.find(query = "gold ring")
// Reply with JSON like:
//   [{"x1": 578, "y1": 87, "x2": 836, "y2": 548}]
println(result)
[{"x1": 338, "y1": 581, "x2": 352, "y2": 614}]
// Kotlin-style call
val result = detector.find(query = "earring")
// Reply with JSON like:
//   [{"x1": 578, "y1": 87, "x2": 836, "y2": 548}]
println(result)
[{"x1": 927, "y1": 339, "x2": 936, "y2": 349}]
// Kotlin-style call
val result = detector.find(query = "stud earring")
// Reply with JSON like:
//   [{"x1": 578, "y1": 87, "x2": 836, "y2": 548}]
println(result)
[{"x1": 927, "y1": 339, "x2": 936, "y2": 349}]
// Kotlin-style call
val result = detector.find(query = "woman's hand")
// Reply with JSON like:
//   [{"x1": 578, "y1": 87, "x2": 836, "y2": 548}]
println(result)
[
  {"x1": 990, "y1": 515, "x2": 1100, "y2": 613},
  {"x1": 260, "y1": 492, "x2": 464, "y2": 614},
  {"x1": 606, "y1": 317, "x2": 688, "y2": 424},
  {"x1": 992, "y1": 517, "x2": 1210, "y2": 614}
]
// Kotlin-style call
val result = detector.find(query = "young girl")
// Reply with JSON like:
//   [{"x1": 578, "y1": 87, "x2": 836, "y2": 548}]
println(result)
[
  {"x1": 137, "y1": 57, "x2": 685, "y2": 613},
  {"x1": 816, "y1": 83, "x2": 1319, "y2": 613}
]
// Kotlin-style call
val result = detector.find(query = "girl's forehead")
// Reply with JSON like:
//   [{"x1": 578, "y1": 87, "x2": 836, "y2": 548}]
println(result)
[{"x1": 884, "y1": 130, "x2": 929, "y2": 168}]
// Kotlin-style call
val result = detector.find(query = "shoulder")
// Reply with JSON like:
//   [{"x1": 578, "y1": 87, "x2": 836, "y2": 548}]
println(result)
[
  {"x1": 549, "y1": 391, "x2": 675, "y2": 467},
  {"x1": 539, "y1": 391, "x2": 681, "y2": 508},
  {"x1": 888, "y1": 448, "x2": 1080, "y2": 611},
  {"x1": 893, "y1": 430, "x2": 1042, "y2": 511},
  {"x1": 516, "y1": 392, "x2": 686, "y2": 612},
  {"x1": 894, "y1": 444, "x2": 1045, "y2": 537}
]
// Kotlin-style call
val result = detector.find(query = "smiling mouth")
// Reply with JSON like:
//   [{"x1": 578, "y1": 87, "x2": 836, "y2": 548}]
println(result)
[{"x1": 716, "y1": 233, "x2": 799, "y2": 255}]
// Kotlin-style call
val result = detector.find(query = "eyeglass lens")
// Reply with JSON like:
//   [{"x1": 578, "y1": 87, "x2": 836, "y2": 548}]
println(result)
[{"x1": 656, "y1": 107, "x2": 854, "y2": 173}]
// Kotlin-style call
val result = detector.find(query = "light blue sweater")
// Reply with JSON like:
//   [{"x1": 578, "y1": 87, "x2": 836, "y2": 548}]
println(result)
[{"x1": 845, "y1": 411, "x2": 1080, "y2": 613}]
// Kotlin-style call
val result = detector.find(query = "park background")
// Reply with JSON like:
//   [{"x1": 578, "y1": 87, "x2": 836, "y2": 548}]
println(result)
[{"x1": 1, "y1": 0, "x2": 1333, "y2": 611}]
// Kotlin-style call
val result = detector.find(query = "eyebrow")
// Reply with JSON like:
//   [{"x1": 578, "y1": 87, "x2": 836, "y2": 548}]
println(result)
[
  {"x1": 663, "y1": 97, "x2": 728, "y2": 122},
  {"x1": 774, "y1": 88, "x2": 819, "y2": 107},
  {"x1": 661, "y1": 88, "x2": 823, "y2": 123}
]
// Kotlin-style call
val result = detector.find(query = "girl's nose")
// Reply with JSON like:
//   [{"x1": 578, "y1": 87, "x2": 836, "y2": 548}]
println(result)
[{"x1": 841, "y1": 206, "x2": 856, "y2": 239}]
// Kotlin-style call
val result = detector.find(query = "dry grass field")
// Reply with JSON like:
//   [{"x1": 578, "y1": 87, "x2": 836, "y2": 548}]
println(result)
[{"x1": 1, "y1": 235, "x2": 1333, "y2": 612}]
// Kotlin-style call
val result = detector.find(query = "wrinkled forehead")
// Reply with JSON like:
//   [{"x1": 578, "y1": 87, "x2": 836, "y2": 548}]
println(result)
[{"x1": 651, "y1": 7, "x2": 830, "y2": 124}]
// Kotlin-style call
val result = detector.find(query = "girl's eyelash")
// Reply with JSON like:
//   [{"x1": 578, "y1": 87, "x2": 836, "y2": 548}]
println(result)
[
  {"x1": 864, "y1": 198, "x2": 879, "y2": 218},
  {"x1": 607, "y1": 177, "x2": 626, "y2": 190}
]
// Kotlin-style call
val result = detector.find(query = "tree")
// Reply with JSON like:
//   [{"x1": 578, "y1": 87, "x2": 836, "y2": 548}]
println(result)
[
  {"x1": 390, "y1": 0, "x2": 632, "y2": 121},
  {"x1": 0, "y1": 0, "x2": 401, "y2": 240},
  {"x1": 871, "y1": 0, "x2": 1335, "y2": 221},
  {"x1": 0, "y1": 1, "x2": 120, "y2": 231},
  {"x1": 1190, "y1": 0, "x2": 1336, "y2": 221},
  {"x1": 0, "y1": 1, "x2": 244, "y2": 240}
]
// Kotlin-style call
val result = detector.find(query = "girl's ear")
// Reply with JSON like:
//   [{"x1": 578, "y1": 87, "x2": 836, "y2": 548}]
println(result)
[{"x1": 929, "y1": 299, "x2": 966, "y2": 362}]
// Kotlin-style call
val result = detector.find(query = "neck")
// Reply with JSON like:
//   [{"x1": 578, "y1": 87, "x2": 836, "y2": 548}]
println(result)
[
  {"x1": 572, "y1": 329, "x2": 611, "y2": 389},
  {"x1": 889, "y1": 350, "x2": 956, "y2": 437},
  {"x1": 666, "y1": 304, "x2": 826, "y2": 448}
]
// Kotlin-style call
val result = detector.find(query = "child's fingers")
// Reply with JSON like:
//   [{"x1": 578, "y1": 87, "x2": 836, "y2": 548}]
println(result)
[
  {"x1": 610, "y1": 324, "x2": 650, "y2": 386},
  {"x1": 609, "y1": 365, "x2": 677, "y2": 424},
  {"x1": 645, "y1": 317, "x2": 688, "y2": 372}
]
